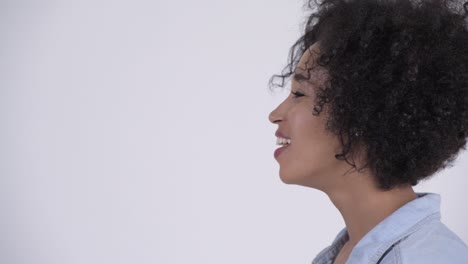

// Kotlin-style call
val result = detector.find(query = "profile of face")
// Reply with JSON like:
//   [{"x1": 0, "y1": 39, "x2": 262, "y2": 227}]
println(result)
[{"x1": 269, "y1": 43, "x2": 354, "y2": 191}]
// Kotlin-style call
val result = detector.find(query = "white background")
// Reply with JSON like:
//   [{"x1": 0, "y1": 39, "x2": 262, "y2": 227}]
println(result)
[{"x1": 1, "y1": 0, "x2": 467, "y2": 263}]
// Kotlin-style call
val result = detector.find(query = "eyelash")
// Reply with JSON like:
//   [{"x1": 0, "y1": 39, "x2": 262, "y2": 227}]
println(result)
[{"x1": 291, "y1": 91, "x2": 305, "y2": 98}]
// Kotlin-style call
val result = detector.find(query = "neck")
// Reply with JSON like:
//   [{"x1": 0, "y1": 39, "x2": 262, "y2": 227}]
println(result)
[{"x1": 325, "y1": 175, "x2": 417, "y2": 247}]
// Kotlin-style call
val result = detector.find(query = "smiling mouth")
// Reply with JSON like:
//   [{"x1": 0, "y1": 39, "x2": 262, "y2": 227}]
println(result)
[{"x1": 276, "y1": 137, "x2": 291, "y2": 146}]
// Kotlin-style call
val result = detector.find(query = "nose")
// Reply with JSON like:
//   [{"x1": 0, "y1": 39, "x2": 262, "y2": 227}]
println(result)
[{"x1": 269, "y1": 104, "x2": 283, "y2": 124}]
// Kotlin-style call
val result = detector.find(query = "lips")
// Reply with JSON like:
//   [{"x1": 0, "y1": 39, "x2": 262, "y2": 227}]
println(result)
[
  {"x1": 274, "y1": 144, "x2": 289, "y2": 158},
  {"x1": 274, "y1": 130, "x2": 291, "y2": 159},
  {"x1": 275, "y1": 130, "x2": 290, "y2": 139}
]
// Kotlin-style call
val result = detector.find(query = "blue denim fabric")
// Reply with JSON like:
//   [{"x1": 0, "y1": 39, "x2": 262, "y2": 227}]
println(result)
[{"x1": 312, "y1": 193, "x2": 468, "y2": 264}]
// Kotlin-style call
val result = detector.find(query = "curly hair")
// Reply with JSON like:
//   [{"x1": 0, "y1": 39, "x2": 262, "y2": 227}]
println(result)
[{"x1": 269, "y1": 0, "x2": 468, "y2": 190}]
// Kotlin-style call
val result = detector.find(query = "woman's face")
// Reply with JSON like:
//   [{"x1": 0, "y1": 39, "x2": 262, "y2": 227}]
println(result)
[{"x1": 269, "y1": 43, "x2": 351, "y2": 190}]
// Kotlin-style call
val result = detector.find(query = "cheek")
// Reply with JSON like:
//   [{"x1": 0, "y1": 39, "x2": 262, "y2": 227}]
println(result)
[
  {"x1": 286, "y1": 110, "x2": 342, "y2": 175},
  {"x1": 292, "y1": 108, "x2": 328, "y2": 146}
]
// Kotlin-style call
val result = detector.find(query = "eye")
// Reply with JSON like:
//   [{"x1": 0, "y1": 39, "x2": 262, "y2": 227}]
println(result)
[{"x1": 291, "y1": 91, "x2": 305, "y2": 98}]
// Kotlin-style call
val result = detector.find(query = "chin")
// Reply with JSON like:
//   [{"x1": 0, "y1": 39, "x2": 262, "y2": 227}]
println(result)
[
  {"x1": 279, "y1": 175, "x2": 295, "y2": 184},
  {"x1": 278, "y1": 169, "x2": 323, "y2": 189},
  {"x1": 278, "y1": 170, "x2": 304, "y2": 185}
]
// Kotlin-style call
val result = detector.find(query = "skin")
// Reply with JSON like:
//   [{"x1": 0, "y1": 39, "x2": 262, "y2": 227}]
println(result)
[{"x1": 268, "y1": 42, "x2": 417, "y2": 264}]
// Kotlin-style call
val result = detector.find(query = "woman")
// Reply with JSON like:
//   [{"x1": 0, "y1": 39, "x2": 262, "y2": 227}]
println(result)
[{"x1": 268, "y1": 0, "x2": 468, "y2": 263}]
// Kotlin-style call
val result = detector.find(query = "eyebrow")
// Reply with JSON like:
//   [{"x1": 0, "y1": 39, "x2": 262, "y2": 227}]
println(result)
[
  {"x1": 293, "y1": 72, "x2": 307, "y2": 82},
  {"x1": 293, "y1": 72, "x2": 320, "y2": 91}
]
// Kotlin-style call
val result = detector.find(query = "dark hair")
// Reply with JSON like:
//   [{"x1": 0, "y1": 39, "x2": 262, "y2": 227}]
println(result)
[{"x1": 269, "y1": 0, "x2": 468, "y2": 190}]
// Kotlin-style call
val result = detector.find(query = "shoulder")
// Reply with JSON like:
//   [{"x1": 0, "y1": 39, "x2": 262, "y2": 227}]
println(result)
[{"x1": 396, "y1": 221, "x2": 468, "y2": 264}]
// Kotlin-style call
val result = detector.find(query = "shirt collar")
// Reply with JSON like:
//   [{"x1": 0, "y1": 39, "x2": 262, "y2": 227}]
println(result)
[{"x1": 313, "y1": 193, "x2": 441, "y2": 264}]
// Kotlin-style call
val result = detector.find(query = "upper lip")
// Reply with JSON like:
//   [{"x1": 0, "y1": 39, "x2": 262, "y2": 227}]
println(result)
[{"x1": 275, "y1": 130, "x2": 291, "y2": 139}]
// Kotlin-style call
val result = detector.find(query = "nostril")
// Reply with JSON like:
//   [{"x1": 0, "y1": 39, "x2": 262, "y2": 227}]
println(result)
[
  {"x1": 270, "y1": 115, "x2": 282, "y2": 124},
  {"x1": 269, "y1": 109, "x2": 283, "y2": 124}
]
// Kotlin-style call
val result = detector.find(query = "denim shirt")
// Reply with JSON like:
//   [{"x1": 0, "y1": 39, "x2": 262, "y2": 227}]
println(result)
[{"x1": 312, "y1": 193, "x2": 468, "y2": 264}]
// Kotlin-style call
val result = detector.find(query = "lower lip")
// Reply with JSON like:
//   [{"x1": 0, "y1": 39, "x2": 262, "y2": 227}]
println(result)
[{"x1": 274, "y1": 145, "x2": 289, "y2": 158}]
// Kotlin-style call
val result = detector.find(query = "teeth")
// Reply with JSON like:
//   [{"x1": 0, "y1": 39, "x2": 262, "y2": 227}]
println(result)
[{"x1": 276, "y1": 137, "x2": 291, "y2": 146}]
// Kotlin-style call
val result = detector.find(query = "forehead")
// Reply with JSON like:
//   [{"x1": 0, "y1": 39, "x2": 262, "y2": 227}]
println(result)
[
  {"x1": 297, "y1": 42, "x2": 321, "y2": 69},
  {"x1": 294, "y1": 43, "x2": 328, "y2": 89}
]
